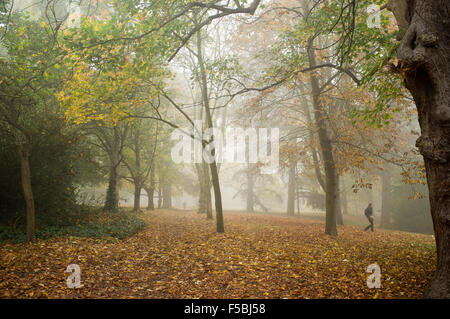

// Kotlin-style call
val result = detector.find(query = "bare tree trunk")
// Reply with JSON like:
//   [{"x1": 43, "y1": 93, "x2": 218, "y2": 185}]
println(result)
[
  {"x1": 307, "y1": 39, "x2": 338, "y2": 236},
  {"x1": 133, "y1": 183, "x2": 142, "y2": 211},
  {"x1": 157, "y1": 183, "x2": 162, "y2": 209},
  {"x1": 104, "y1": 160, "x2": 120, "y2": 213},
  {"x1": 336, "y1": 175, "x2": 344, "y2": 225},
  {"x1": 392, "y1": 0, "x2": 450, "y2": 298},
  {"x1": 146, "y1": 166, "x2": 155, "y2": 210},
  {"x1": 196, "y1": 28, "x2": 224, "y2": 232},
  {"x1": 287, "y1": 164, "x2": 296, "y2": 216},
  {"x1": 196, "y1": 161, "x2": 213, "y2": 219},
  {"x1": 162, "y1": 183, "x2": 172, "y2": 209},
  {"x1": 132, "y1": 133, "x2": 142, "y2": 211},
  {"x1": 381, "y1": 168, "x2": 391, "y2": 228},
  {"x1": 203, "y1": 161, "x2": 213, "y2": 219},
  {"x1": 196, "y1": 163, "x2": 206, "y2": 214},
  {"x1": 104, "y1": 128, "x2": 123, "y2": 213},
  {"x1": 145, "y1": 186, "x2": 154, "y2": 210},
  {"x1": 303, "y1": 97, "x2": 326, "y2": 193},
  {"x1": 17, "y1": 142, "x2": 36, "y2": 243},
  {"x1": 209, "y1": 162, "x2": 224, "y2": 232}
]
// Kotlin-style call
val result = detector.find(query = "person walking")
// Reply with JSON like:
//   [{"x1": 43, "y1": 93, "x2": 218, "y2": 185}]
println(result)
[{"x1": 364, "y1": 203, "x2": 374, "y2": 232}]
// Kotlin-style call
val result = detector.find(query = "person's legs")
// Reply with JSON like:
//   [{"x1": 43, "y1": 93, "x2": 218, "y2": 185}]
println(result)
[
  {"x1": 370, "y1": 217, "x2": 374, "y2": 232},
  {"x1": 364, "y1": 215, "x2": 371, "y2": 231}
]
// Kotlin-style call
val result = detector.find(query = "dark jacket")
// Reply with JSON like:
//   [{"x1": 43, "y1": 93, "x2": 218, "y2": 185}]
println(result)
[{"x1": 365, "y1": 206, "x2": 373, "y2": 217}]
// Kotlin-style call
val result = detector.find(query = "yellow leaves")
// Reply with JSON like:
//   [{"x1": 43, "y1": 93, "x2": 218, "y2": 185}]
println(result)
[
  {"x1": 0, "y1": 210, "x2": 436, "y2": 299},
  {"x1": 17, "y1": 27, "x2": 26, "y2": 36},
  {"x1": 408, "y1": 191, "x2": 425, "y2": 200},
  {"x1": 57, "y1": 61, "x2": 157, "y2": 127}
]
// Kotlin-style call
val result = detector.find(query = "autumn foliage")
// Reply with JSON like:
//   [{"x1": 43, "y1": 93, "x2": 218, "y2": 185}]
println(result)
[{"x1": 0, "y1": 210, "x2": 435, "y2": 299}]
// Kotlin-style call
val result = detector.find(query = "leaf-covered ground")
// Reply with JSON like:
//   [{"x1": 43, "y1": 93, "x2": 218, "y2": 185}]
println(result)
[{"x1": 0, "y1": 210, "x2": 436, "y2": 298}]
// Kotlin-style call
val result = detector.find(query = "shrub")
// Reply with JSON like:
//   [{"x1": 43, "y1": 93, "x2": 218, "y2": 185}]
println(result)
[{"x1": 0, "y1": 209, "x2": 146, "y2": 243}]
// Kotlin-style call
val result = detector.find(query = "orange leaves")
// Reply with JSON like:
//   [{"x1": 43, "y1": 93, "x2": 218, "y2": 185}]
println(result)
[
  {"x1": 352, "y1": 179, "x2": 373, "y2": 193},
  {"x1": 0, "y1": 210, "x2": 435, "y2": 299}
]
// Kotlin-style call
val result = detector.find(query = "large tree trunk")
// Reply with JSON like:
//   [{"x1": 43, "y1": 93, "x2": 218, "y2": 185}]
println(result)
[
  {"x1": 17, "y1": 142, "x2": 36, "y2": 243},
  {"x1": 133, "y1": 183, "x2": 142, "y2": 211},
  {"x1": 336, "y1": 174, "x2": 344, "y2": 226},
  {"x1": 381, "y1": 168, "x2": 391, "y2": 228},
  {"x1": 392, "y1": 0, "x2": 450, "y2": 298},
  {"x1": 287, "y1": 163, "x2": 296, "y2": 216},
  {"x1": 104, "y1": 159, "x2": 120, "y2": 213},
  {"x1": 145, "y1": 186, "x2": 154, "y2": 210},
  {"x1": 307, "y1": 39, "x2": 338, "y2": 236}
]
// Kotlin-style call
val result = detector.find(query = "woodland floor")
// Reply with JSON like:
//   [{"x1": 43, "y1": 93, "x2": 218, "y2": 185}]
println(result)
[{"x1": 0, "y1": 210, "x2": 436, "y2": 299}]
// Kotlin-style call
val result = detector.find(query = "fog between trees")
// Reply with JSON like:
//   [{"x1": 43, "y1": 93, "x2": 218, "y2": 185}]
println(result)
[{"x1": 0, "y1": 0, "x2": 448, "y2": 298}]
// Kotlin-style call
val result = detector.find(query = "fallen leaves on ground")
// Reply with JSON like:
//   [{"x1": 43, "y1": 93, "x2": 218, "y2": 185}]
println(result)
[{"x1": 0, "y1": 210, "x2": 436, "y2": 298}]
